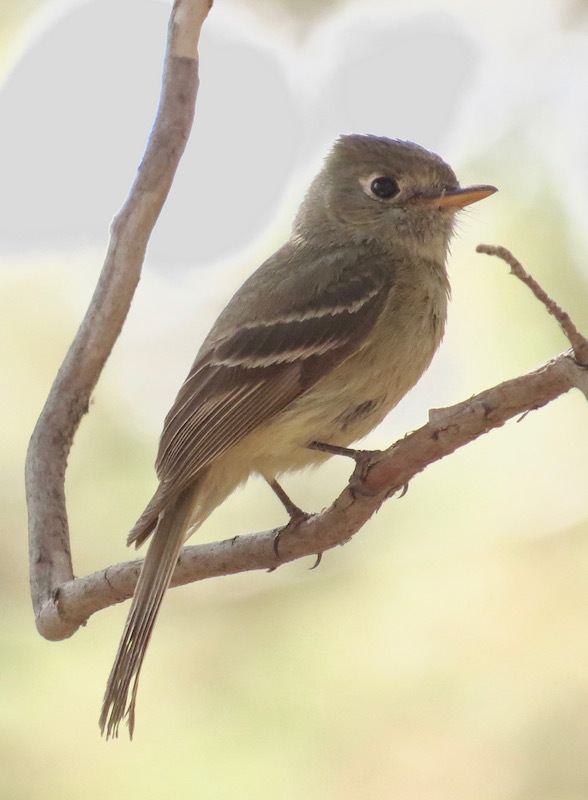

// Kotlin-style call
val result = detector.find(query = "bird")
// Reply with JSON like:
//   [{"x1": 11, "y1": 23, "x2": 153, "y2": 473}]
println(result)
[{"x1": 99, "y1": 134, "x2": 496, "y2": 738}]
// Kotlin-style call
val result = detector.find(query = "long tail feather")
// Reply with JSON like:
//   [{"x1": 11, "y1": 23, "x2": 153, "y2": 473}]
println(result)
[{"x1": 99, "y1": 485, "x2": 195, "y2": 739}]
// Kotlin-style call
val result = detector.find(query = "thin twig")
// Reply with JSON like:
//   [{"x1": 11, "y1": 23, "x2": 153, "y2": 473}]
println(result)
[{"x1": 476, "y1": 244, "x2": 588, "y2": 365}]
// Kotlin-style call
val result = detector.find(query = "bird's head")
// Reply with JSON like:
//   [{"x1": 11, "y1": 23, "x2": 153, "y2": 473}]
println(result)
[{"x1": 295, "y1": 134, "x2": 496, "y2": 259}]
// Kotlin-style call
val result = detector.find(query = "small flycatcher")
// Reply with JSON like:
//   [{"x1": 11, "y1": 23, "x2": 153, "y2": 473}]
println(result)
[{"x1": 100, "y1": 134, "x2": 496, "y2": 737}]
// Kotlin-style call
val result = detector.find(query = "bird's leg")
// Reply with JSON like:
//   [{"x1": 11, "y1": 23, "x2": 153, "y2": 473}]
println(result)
[
  {"x1": 308, "y1": 440, "x2": 382, "y2": 497},
  {"x1": 310, "y1": 441, "x2": 411, "y2": 499},
  {"x1": 267, "y1": 478, "x2": 308, "y2": 522},
  {"x1": 266, "y1": 478, "x2": 314, "y2": 563},
  {"x1": 308, "y1": 440, "x2": 381, "y2": 468}
]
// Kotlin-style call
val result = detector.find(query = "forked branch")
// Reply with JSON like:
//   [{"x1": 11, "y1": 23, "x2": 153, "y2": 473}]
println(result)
[{"x1": 25, "y1": 1, "x2": 588, "y2": 643}]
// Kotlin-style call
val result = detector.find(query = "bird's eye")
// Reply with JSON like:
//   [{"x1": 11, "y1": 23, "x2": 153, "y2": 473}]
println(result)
[{"x1": 370, "y1": 176, "x2": 399, "y2": 199}]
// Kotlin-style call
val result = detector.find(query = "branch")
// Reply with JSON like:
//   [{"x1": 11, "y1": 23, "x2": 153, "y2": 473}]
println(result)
[
  {"x1": 39, "y1": 349, "x2": 582, "y2": 637},
  {"x1": 25, "y1": 0, "x2": 213, "y2": 639},
  {"x1": 24, "y1": 3, "x2": 588, "y2": 642},
  {"x1": 476, "y1": 244, "x2": 588, "y2": 368}
]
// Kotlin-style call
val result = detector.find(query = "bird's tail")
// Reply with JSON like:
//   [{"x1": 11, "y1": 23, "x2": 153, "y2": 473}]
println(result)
[{"x1": 99, "y1": 485, "x2": 195, "y2": 739}]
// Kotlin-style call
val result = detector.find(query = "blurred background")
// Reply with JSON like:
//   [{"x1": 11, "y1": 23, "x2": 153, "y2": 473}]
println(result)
[{"x1": 2, "y1": 0, "x2": 588, "y2": 796}]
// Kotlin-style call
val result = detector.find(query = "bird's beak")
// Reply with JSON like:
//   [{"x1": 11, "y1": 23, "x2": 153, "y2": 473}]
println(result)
[{"x1": 419, "y1": 184, "x2": 498, "y2": 210}]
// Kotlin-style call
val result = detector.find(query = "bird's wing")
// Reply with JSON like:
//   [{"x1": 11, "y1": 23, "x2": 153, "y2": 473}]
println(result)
[{"x1": 155, "y1": 256, "x2": 392, "y2": 493}]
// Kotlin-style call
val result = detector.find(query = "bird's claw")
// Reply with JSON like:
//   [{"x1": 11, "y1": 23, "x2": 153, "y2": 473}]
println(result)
[{"x1": 385, "y1": 481, "x2": 410, "y2": 499}]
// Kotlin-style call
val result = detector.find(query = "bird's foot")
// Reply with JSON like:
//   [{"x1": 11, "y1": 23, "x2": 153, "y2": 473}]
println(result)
[
  {"x1": 308, "y1": 440, "x2": 382, "y2": 498},
  {"x1": 266, "y1": 478, "x2": 316, "y2": 564}
]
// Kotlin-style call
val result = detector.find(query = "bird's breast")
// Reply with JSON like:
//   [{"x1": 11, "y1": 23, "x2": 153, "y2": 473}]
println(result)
[
  {"x1": 332, "y1": 266, "x2": 447, "y2": 419},
  {"x1": 244, "y1": 259, "x2": 449, "y2": 477},
  {"x1": 291, "y1": 267, "x2": 447, "y2": 442}
]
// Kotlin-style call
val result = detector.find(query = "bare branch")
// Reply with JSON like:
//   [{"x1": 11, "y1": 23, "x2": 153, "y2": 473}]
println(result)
[
  {"x1": 25, "y1": 0, "x2": 213, "y2": 640},
  {"x1": 24, "y1": 1, "x2": 587, "y2": 646},
  {"x1": 477, "y1": 243, "x2": 588, "y2": 367},
  {"x1": 37, "y1": 350, "x2": 582, "y2": 638}
]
